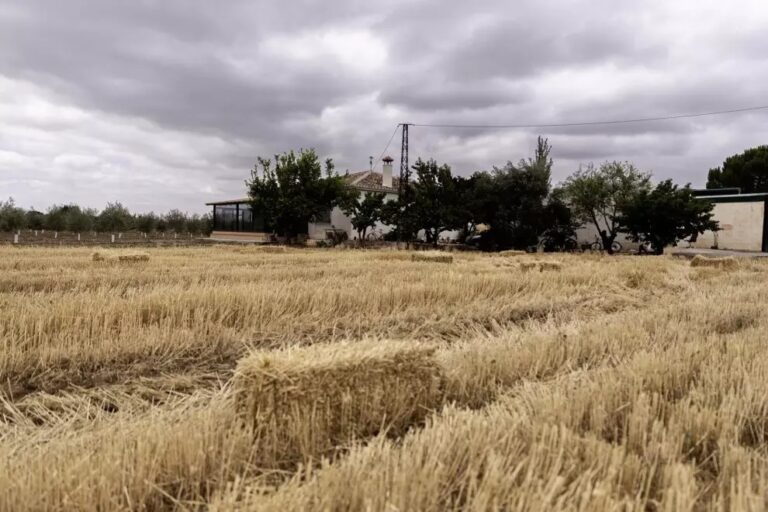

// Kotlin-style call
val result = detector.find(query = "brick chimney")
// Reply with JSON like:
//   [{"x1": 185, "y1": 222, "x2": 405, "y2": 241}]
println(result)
[{"x1": 382, "y1": 156, "x2": 393, "y2": 189}]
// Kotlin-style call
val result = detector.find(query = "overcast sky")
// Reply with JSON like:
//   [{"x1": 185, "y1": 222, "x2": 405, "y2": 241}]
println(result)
[{"x1": 2, "y1": 0, "x2": 767, "y2": 214}]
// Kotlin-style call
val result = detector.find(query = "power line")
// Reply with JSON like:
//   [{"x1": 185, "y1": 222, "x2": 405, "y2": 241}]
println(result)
[
  {"x1": 410, "y1": 104, "x2": 768, "y2": 130},
  {"x1": 371, "y1": 124, "x2": 401, "y2": 171}
]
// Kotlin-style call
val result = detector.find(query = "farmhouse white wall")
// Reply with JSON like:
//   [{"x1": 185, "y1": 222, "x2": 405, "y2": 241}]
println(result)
[{"x1": 689, "y1": 201, "x2": 764, "y2": 252}]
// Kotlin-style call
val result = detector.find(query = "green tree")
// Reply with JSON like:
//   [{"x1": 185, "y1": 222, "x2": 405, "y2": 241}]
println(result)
[
  {"x1": 96, "y1": 202, "x2": 133, "y2": 232},
  {"x1": 164, "y1": 209, "x2": 187, "y2": 233},
  {"x1": 25, "y1": 210, "x2": 44, "y2": 230},
  {"x1": 341, "y1": 192, "x2": 386, "y2": 244},
  {"x1": 247, "y1": 149, "x2": 352, "y2": 239},
  {"x1": 619, "y1": 180, "x2": 719, "y2": 255},
  {"x1": 65, "y1": 205, "x2": 96, "y2": 232},
  {"x1": 135, "y1": 212, "x2": 159, "y2": 233},
  {"x1": 561, "y1": 161, "x2": 651, "y2": 254},
  {"x1": 44, "y1": 205, "x2": 68, "y2": 231},
  {"x1": 381, "y1": 183, "x2": 419, "y2": 243},
  {"x1": 410, "y1": 158, "x2": 463, "y2": 246},
  {"x1": 707, "y1": 146, "x2": 768, "y2": 192},
  {"x1": 44, "y1": 204, "x2": 96, "y2": 232},
  {"x1": 185, "y1": 213, "x2": 212, "y2": 235},
  {"x1": 468, "y1": 137, "x2": 553, "y2": 251},
  {"x1": 538, "y1": 188, "x2": 579, "y2": 252},
  {"x1": 0, "y1": 198, "x2": 27, "y2": 231}
]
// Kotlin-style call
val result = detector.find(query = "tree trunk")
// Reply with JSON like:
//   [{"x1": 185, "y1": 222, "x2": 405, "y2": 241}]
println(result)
[{"x1": 599, "y1": 230, "x2": 616, "y2": 255}]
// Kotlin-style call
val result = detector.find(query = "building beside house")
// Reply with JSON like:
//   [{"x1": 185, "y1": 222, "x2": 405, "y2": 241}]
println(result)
[
  {"x1": 687, "y1": 189, "x2": 768, "y2": 252},
  {"x1": 207, "y1": 157, "x2": 399, "y2": 242}
]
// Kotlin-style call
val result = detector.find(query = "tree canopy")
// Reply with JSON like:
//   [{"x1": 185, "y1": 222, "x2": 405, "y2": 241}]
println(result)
[
  {"x1": 707, "y1": 146, "x2": 768, "y2": 193},
  {"x1": 410, "y1": 159, "x2": 465, "y2": 245},
  {"x1": 619, "y1": 180, "x2": 718, "y2": 254},
  {"x1": 0, "y1": 198, "x2": 27, "y2": 232},
  {"x1": 341, "y1": 192, "x2": 386, "y2": 243},
  {"x1": 561, "y1": 161, "x2": 651, "y2": 254},
  {"x1": 468, "y1": 137, "x2": 553, "y2": 250},
  {"x1": 247, "y1": 149, "x2": 352, "y2": 238},
  {"x1": 0, "y1": 198, "x2": 210, "y2": 234}
]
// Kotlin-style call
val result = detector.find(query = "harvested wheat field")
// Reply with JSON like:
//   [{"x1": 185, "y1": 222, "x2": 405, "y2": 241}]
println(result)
[{"x1": 2, "y1": 245, "x2": 768, "y2": 511}]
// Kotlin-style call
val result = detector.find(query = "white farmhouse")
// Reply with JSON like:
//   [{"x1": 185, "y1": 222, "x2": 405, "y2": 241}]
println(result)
[
  {"x1": 206, "y1": 157, "x2": 400, "y2": 243},
  {"x1": 308, "y1": 156, "x2": 399, "y2": 241}
]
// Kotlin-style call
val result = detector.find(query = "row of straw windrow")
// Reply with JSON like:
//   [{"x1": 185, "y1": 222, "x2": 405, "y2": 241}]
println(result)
[
  {"x1": 1, "y1": 248, "x2": 682, "y2": 396},
  {"x1": 231, "y1": 273, "x2": 761, "y2": 468},
  {"x1": 3, "y1": 268, "x2": 768, "y2": 512},
  {"x1": 214, "y1": 287, "x2": 768, "y2": 511}
]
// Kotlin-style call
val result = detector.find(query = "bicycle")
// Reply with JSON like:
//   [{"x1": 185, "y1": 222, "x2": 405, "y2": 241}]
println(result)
[
  {"x1": 537, "y1": 235, "x2": 578, "y2": 253},
  {"x1": 587, "y1": 236, "x2": 622, "y2": 253}
]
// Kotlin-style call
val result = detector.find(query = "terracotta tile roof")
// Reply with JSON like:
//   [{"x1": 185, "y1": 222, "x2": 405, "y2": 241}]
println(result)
[{"x1": 342, "y1": 171, "x2": 400, "y2": 193}]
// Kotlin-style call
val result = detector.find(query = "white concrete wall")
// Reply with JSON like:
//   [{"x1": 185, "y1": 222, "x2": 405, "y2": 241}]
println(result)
[{"x1": 688, "y1": 201, "x2": 764, "y2": 252}]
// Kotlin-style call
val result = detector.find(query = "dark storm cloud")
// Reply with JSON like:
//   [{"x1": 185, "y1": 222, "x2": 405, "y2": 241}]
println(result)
[
  {"x1": 0, "y1": 0, "x2": 372, "y2": 138},
  {"x1": 1, "y1": 0, "x2": 768, "y2": 212}
]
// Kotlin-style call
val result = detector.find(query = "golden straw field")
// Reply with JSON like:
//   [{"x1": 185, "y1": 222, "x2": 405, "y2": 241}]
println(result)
[{"x1": 2, "y1": 245, "x2": 768, "y2": 511}]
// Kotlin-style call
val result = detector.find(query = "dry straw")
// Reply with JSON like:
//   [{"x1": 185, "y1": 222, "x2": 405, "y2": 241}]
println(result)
[
  {"x1": 689, "y1": 254, "x2": 739, "y2": 270},
  {"x1": 91, "y1": 251, "x2": 150, "y2": 263},
  {"x1": 499, "y1": 249, "x2": 526, "y2": 256},
  {"x1": 233, "y1": 341, "x2": 444, "y2": 467},
  {"x1": 520, "y1": 260, "x2": 563, "y2": 272},
  {"x1": 411, "y1": 252, "x2": 453, "y2": 264},
  {"x1": 234, "y1": 245, "x2": 287, "y2": 254}
]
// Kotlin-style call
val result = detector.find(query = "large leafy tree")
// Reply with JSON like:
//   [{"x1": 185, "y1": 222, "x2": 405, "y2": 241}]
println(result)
[
  {"x1": 469, "y1": 137, "x2": 553, "y2": 251},
  {"x1": 381, "y1": 179, "x2": 420, "y2": 243},
  {"x1": 707, "y1": 146, "x2": 768, "y2": 193},
  {"x1": 247, "y1": 149, "x2": 352, "y2": 239},
  {"x1": 561, "y1": 161, "x2": 651, "y2": 254},
  {"x1": 538, "y1": 188, "x2": 579, "y2": 252},
  {"x1": 341, "y1": 192, "x2": 386, "y2": 244},
  {"x1": 620, "y1": 180, "x2": 718, "y2": 255},
  {"x1": 410, "y1": 158, "x2": 464, "y2": 246}
]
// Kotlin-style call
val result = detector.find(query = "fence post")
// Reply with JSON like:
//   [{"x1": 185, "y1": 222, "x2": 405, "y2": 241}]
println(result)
[
  {"x1": 111, "y1": 234, "x2": 115, "y2": 243},
  {"x1": 55, "y1": 231, "x2": 58, "y2": 239},
  {"x1": 77, "y1": 233, "x2": 81, "y2": 241},
  {"x1": 119, "y1": 232, "x2": 122, "y2": 239},
  {"x1": 13, "y1": 233, "x2": 19, "y2": 244},
  {"x1": 35, "y1": 230, "x2": 38, "y2": 236}
]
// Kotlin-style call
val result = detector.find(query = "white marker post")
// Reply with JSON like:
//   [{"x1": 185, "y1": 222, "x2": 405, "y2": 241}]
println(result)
[
  {"x1": 13, "y1": 233, "x2": 19, "y2": 244},
  {"x1": 111, "y1": 234, "x2": 115, "y2": 243}
]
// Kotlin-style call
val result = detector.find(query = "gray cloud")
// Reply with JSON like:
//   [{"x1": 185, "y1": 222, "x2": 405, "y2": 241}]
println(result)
[{"x1": 1, "y1": 0, "x2": 768, "y2": 213}]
